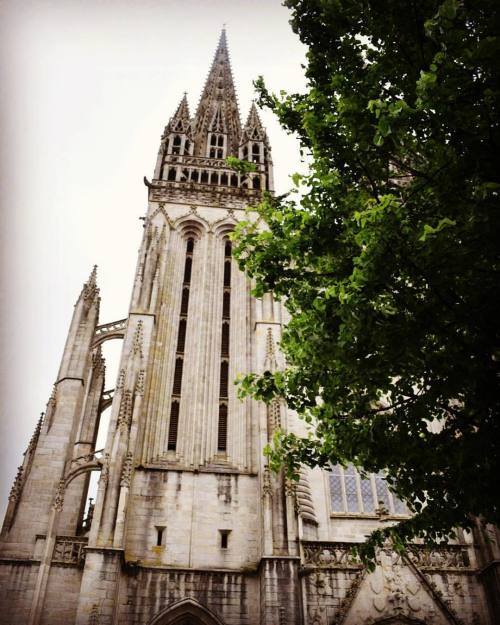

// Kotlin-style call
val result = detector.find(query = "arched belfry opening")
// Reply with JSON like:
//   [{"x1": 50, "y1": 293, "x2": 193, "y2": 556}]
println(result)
[{"x1": 149, "y1": 598, "x2": 225, "y2": 625}]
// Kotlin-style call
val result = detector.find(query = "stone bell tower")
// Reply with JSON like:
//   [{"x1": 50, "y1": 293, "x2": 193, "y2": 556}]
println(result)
[
  {"x1": 1, "y1": 28, "x2": 495, "y2": 625},
  {"x1": 0, "y1": 29, "x2": 301, "y2": 625}
]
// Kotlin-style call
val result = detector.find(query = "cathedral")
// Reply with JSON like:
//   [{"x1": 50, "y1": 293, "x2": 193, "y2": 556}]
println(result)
[{"x1": 1, "y1": 29, "x2": 498, "y2": 625}]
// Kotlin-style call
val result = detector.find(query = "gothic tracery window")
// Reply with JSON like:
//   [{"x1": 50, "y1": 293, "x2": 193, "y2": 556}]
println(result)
[{"x1": 329, "y1": 465, "x2": 408, "y2": 515}]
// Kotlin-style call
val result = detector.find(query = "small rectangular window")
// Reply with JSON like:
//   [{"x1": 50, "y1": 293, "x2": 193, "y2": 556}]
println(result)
[
  {"x1": 219, "y1": 530, "x2": 230, "y2": 549},
  {"x1": 155, "y1": 526, "x2": 165, "y2": 546}
]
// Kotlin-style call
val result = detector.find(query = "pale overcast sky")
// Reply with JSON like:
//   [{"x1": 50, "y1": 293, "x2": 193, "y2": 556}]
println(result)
[{"x1": 0, "y1": 1, "x2": 307, "y2": 514}]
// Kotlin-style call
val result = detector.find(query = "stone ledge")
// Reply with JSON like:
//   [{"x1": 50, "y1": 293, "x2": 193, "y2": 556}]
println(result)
[
  {"x1": 0, "y1": 557, "x2": 40, "y2": 566},
  {"x1": 137, "y1": 464, "x2": 257, "y2": 477}
]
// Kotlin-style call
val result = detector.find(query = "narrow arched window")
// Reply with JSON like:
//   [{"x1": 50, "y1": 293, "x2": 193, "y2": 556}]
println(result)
[
  {"x1": 183, "y1": 256, "x2": 192, "y2": 283},
  {"x1": 176, "y1": 319, "x2": 187, "y2": 354},
  {"x1": 217, "y1": 404, "x2": 228, "y2": 452},
  {"x1": 167, "y1": 401, "x2": 180, "y2": 450},
  {"x1": 219, "y1": 361, "x2": 228, "y2": 398},
  {"x1": 252, "y1": 143, "x2": 260, "y2": 163},
  {"x1": 167, "y1": 238, "x2": 195, "y2": 452},
  {"x1": 217, "y1": 238, "x2": 232, "y2": 453},
  {"x1": 223, "y1": 260, "x2": 231, "y2": 287},
  {"x1": 172, "y1": 135, "x2": 182, "y2": 155},
  {"x1": 181, "y1": 288, "x2": 189, "y2": 315},
  {"x1": 222, "y1": 291, "x2": 230, "y2": 318},
  {"x1": 172, "y1": 358, "x2": 183, "y2": 396},
  {"x1": 221, "y1": 323, "x2": 229, "y2": 357}
]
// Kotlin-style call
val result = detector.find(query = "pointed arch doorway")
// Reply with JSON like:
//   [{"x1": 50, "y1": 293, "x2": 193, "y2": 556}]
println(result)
[{"x1": 148, "y1": 598, "x2": 226, "y2": 625}]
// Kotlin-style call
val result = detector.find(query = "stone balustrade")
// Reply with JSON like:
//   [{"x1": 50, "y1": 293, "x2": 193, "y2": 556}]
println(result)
[
  {"x1": 301, "y1": 541, "x2": 472, "y2": 571},
  {"x1": 52, "y1": 536, "x2": 88, "y2": 566}
]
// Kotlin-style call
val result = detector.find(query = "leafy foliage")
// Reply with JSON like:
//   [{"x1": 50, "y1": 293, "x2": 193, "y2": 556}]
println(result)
[{"x1": 233, "y1": 0, "x2": 500, "y2": 560}]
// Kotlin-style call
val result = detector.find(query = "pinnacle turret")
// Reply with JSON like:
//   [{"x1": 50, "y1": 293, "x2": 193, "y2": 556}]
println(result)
[
  {"x1": 167, "y1": 93, "x2": 191, "y2": 134},
  {"x1": 241, "y1": 102, "x2": 266, "y2": 143},
  {"x1": 81, "y1": 265, "x2": 99, "y2": 303}
]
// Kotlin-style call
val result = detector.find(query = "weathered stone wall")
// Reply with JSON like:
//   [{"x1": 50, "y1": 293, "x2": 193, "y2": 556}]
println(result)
[
  {"x1": 117, "y1": 568, "x2": 259, "y2": 625},
  {"x1": 259, "y1": 558, "x2": 301, "y2": 625},
  {"x1": 0, "y1": 562, "x2": 38, "y2": 625},
  {"x1": 125, "y1": 470, "x2": 260, "y2": 570},
  {"x1": 40, "y1": 565, "x2": 83, "y2": 625}
]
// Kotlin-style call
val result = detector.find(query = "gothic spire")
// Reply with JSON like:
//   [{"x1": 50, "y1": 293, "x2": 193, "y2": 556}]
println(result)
[
  {"x1": 167, "y1": 93, "x2": 191, "y2": 134},
  {"x1": 80, "y1": 265, "x2": 99, "y2": 302},
  {"x1": 241, "y1": 101, "x2": 266, "y2": 143},
  {"x1": 193, "y1": 28, "x2": 241, "y2": 157}
]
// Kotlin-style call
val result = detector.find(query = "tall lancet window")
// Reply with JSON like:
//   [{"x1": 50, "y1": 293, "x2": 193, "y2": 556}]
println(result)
[
  {"x1": 217, "y1": 239, "x2": 232, "y2": 452},
  {"x1": 167, "y1": 237, "x2": 194, "y2": 451}
]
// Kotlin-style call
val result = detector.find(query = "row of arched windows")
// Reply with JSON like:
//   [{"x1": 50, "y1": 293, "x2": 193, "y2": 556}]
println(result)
[{"x1": 163, "y1": 166, "x2": 263, "y2": 190}]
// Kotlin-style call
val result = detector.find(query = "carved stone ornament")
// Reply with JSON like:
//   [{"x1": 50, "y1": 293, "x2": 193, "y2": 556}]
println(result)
[
  {"x1": 8, "y1": 466, "x2": 24, "y2": 502},
  {"x1": 132, "y1": 320, "x2": 144, "y2": 356},
  {"x1": 88, "y1": 604, "x2": 100, "y2": 625},
  {"x1": 120, "y1": 452, "x2": 134, "y2": 488},
  {"x1": 26, "y1": 412, "x2": 44, "y2": 456},
  {"x1": 99, "y1": 453, "x2": 110, "y2": 485},
  {"x1": 263, "y1": 327, "x2": 278, "y2": 371},
  {"x1": 262, "y1": 466, "x2": 272, "y2": 498},
  {"x1": 118, "y1": 390, "x2": 133, "y2": 431},
  {"x1": 302, "y1": 541, "x2": 362, "y2": 569},
  {"x1": 135, "y1": 370, "x2": 146, "y2": 396},
  {"x1": 285, "y1": 477, "x2": 298, "y2": 499},
  {"x1": 52, "y1": 479, "x2": 66, "y2": 511},
  {"x1": 116, "y1": 368, "x2": 126, "y2": 389},
  {"x1": 267, "y1": 399, "x2": 281, "y2": 439}
]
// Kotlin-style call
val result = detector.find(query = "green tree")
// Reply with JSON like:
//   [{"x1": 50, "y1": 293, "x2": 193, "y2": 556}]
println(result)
[{"x1": 233, "y1": 0, "x2": 500, "y2": 561}]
